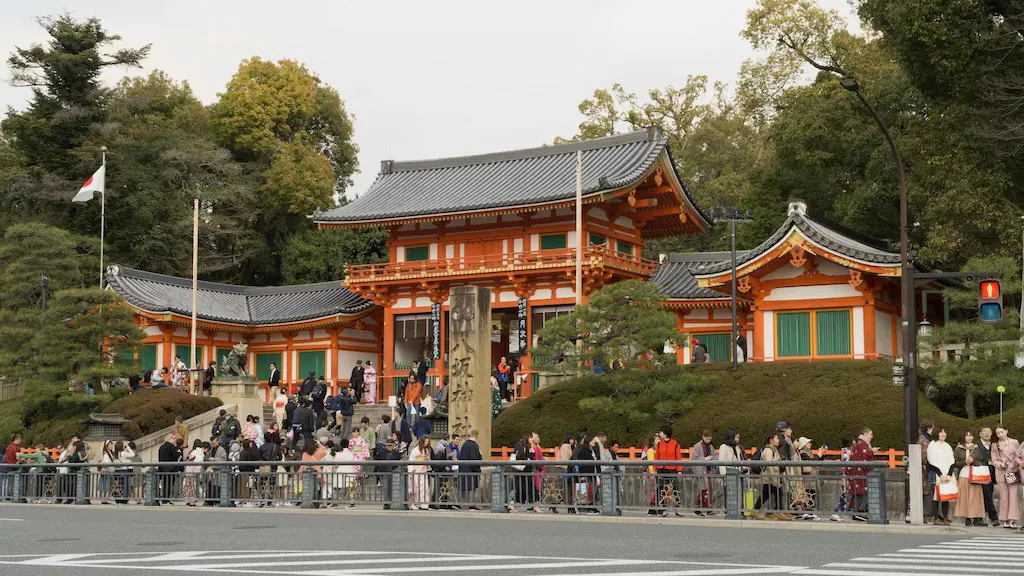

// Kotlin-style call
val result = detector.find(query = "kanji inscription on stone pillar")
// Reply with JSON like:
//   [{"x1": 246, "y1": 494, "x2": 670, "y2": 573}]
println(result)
[{"x1": 448, "y1": 286, "x2": 492, "y2": 457}]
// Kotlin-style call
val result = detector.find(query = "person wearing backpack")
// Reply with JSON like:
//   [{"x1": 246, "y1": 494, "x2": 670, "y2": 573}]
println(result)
[
  {"x1": 221, "y1": 414, "x2": 241, "y2": 448},
  {"x1": 311, "y1": 377, "x2": 328, "y2": 429},
  {"x1": 753, "y1": 431, "x2": 784, "y2": 520},
  {"x1": 336, "y1": 388, "x2": 358, "y2": 438}
]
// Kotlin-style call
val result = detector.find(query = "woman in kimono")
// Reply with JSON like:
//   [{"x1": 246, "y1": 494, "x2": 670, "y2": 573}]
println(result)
[{"x1": 363, "y1": 362, "x2": 377, "y2": 404}]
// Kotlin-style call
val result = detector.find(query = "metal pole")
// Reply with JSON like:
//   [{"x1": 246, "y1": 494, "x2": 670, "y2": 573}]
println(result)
[
  {"x1": 852, "y1": 88, "x2": 916, "y2": 451},
  {"x1": 730, "y1": 219, "x2": 738, "y2": 369},
  {"x1": 99, "y1": 148, "x2": 106, "y2": 289},
  {"x1": 575, "y1": 150, "x2": 583, "y2": 375},
  {"x1": 190, "y1": 199, "x2": 199, "y2": 396}
]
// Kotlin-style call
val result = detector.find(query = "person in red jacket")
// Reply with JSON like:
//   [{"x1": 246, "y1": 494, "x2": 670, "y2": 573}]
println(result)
[{"x1": 651, "y1": 427, "x2": 683, "y2": 517}]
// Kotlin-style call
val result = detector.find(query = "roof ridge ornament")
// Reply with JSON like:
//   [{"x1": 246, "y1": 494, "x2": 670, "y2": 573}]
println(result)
[
  {"x1": 788, "y1": 201, "x2": 808, "y2": 217},
  {"x1": 380, "y1": 160, "x2": 394, "y2": 175}
]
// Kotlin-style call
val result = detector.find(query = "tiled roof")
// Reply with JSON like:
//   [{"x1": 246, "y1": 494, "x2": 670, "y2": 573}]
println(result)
[
  {"x1": 106, "y1": 266, "x2": 372, "y2": 325},
  {"x1": 652, "y1": 252, "x2": 748, "y2": 299},
  {"x1": 694, "y1": 202, "x2": 901, "y2": 277},
  {"x1": 314, "y1": 127, "x2": 710, "y2": 227}
]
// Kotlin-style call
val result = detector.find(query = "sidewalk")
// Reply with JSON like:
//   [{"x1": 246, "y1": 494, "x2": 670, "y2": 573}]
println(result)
[{"x1": 1, "y1": 502, "x2": 979, "y2": 536}]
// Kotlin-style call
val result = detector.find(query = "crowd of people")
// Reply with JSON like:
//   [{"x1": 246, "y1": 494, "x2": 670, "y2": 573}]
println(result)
[{"x1": 921, "y1": 420, "x2": 1024, "y2": 530}]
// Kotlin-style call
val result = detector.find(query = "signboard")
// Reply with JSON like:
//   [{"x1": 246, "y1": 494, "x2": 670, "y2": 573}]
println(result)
[
  {"x1": 430, "y1": 303, "x2": 441, "y2": 359},
  {"x1": 517, "y1": 297, "x2": 528, "y2": 352},
  {"x1": 387, "y1": 396, "x2": 397, "y2": 407}
]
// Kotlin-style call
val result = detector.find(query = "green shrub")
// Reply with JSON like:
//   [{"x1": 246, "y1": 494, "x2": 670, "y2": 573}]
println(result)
[{"x1": 107, "y1": 389, "x2": 222, "y2": 439}]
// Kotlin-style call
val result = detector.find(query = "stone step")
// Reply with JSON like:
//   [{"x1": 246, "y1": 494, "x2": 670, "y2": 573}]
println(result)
[
  {"x1": 262, "y1": 404, "x2": 276, "y2": 426},
  {"x1": 354, "y1": 403, "x2": 394, "y2": 425}
]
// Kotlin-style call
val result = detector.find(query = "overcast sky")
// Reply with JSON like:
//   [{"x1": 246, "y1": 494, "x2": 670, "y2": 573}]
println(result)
[{"x1": 0, "y1": 0, "x2": 855, "y2": 198}]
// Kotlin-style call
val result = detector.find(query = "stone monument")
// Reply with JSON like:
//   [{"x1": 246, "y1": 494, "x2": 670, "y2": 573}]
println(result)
[
  {"x1": 448, "y1": 286, "x2": 493, "y2": 457},
  {"x1": 212, "y1": 343, "x2": 262, "y2": 421}
]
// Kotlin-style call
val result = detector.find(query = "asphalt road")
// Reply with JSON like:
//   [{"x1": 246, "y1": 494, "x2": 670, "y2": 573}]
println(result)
[{"x1": 0, "y1": 505, "x2": 1021, "y2": 575}]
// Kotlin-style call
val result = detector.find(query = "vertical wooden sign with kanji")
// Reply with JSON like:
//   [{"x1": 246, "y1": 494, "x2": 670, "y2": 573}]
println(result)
[{"x1": 448, "y1": 286, "x2": 492, "y2": 456}]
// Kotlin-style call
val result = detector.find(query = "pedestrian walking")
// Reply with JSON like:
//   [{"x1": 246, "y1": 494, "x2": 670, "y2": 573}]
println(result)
[
  {"x1": 919, "y1": 420, "x2": 934, "y2": 522},
  {"x1": 992, "y1": 426, "x2": 1020, "y2": 528},
  {"x1": 754, "y1": 431, "x2": 784, "y2": 520},
  {"x1": 408, "y1": 436, "x2": 432, "y2": 510},
  {"x1": 978, "y1": 427, "x2": 999, "y2": 526}
]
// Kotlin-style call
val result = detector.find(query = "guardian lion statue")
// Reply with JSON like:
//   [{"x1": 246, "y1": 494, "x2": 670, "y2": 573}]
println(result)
[{"x1": 224, "y1": 343, "x2": 249, "y2": 377}]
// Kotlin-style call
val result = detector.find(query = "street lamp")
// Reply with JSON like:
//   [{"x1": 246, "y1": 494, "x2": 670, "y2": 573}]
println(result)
[
  {"x1": 840, "y1": 77, "x2": 917, "y2": 451},
  {"x1": 712, "y1": 206, "x2": 754, "y2": 369}
]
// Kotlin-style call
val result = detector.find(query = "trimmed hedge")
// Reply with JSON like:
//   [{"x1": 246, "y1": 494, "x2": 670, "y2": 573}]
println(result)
[
  {"x1": 493, "y1": 361, "x2": 1024, "y2": 449},
  {"x1": 0, "y1": 389, "x2": 222, "y2": 446}
]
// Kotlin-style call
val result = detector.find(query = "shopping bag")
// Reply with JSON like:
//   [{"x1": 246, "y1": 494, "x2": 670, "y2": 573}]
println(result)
[
  {"x1": 968, "y1": 466, "x2": 992, "y2": 485},
  {"x1": 744, "y1": 488, "x2": 757, "y2": 513},
  {"x1": 935, "y1": 481, "x2": 959, "y2": 502},
  {"x1": 575, "y1": 482, "x2": 588, "y2": 504}
]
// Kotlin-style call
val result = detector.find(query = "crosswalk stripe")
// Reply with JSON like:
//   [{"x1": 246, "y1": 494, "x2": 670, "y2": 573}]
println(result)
[
  {"x1": 290, "y1": 559, "x2": 661, "y2": 574},
  {"x1": 823, "y1": 564, "x2": 1024, "y2": 575},
  {"x1": 853, "y1": 556, "x2": 1024, "y2": 567},
  {"x1": 546, "y1": 570, "x2": 805, "y2": 576},
  {"x1": 64, "y1": 551, "x2": 456, "y2": 566},
  {"x1": 795, "y1": 570, "x2": 996, "y2": 576},
  {"x1": 897, "y1": 548, "x2": 1024, "y2": 556},
  {"x1": 166, "y1": 555, "x2": 523, "y2": 571}
]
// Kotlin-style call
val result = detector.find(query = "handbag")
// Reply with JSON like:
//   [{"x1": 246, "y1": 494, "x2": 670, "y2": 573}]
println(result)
[
  {"x1": 509, "y1": 452, "x2": 526, "y2": 471},
  {"x1": 1006, "y1": 471, "x2": 1020, "y2": 485},
  {"x1": 935, "y1": 481, "x2": 959, "y2": 502},
  {"x1": 968, "y1": 465, "x2": 992, "y2": 485}
]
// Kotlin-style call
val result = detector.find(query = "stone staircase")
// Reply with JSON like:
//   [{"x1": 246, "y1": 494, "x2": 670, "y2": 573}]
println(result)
[{"x1": 260, "y1": 402, "x2": 393, "y2": 428}]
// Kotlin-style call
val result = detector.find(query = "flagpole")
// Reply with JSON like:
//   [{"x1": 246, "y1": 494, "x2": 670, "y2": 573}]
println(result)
[
  {"x1": 99, "y1": 146, "x2": 106, "y2": 289},
  {"x1": 575, "y1": 149, "x2": 583, "y2": 376},
  {"x1": 190, "y1": 198, "x2": 197, "y2": 393}
]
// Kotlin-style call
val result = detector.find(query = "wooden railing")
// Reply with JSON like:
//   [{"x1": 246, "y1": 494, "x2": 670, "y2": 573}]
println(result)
[
  {"x1": 346, "y1": 246, "x2": 657, "y2": 283},
  {"x1": 489, "y1": 446, "x2": 906, "y2": 469}
]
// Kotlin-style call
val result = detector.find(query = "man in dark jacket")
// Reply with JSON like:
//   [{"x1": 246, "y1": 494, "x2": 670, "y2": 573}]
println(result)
[
  {"x1": 349, "y1": 360, "x2": 365, "y2": 402},
  {"x1": 284, "y1": 396, "x2": 297, "y2": 428},
  {"x1": 459, "y1": 429, "x2": 483, "y2": 508},
  {"x1": 157, "y1": 434, "x2": 180, "y2": 505},
  {"x1": 292, "y1": 399, "x2": 316, "y2": 453},
  {"x1": 416, "y1": 359, "x2": 428, "y2": 386},
  {"x1": 336, "y1": 388, "x2": 357, "y2": 438},
  {"x1": 299, "y1": 372, "x2": 317, "y2": 400}
]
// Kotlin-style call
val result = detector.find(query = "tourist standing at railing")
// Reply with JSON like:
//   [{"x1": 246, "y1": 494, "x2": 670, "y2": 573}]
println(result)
[
  {"x1": 530, "y1": 433, "x2": 548, "y2": 513},
  {"x1": 571, "y1": 434, "x2": 599, "y2": 515},
  {"x1": 185, "y1": 439, "x2": 205, "y2": 506},
  {"x1": 642, "y1": 434, "x2": 658, "y2": 514},
  {"x1": 918, "y1": 420, "x2": 934, "y2": 522},
  {"x1": 927, "y1": 427, "x2": 954, "y2": 525},
  {"x1": 691, "y1": 429, "x2": 717, "y2": 515},
  {"x1": 794, "y1": 437, "x2": 826, "y2": 521},
  {"x1": 978, "y1": 427, "x2": 999, "y2": 526},
  {"x1": 408, "y1": 436, "x2": 432, "y2": 510},
  {"x1": 846, "y1": 428, "x2": 874, "y2": 522},
  {"x1": 753, "y1": 431, "x2": 783, "y2": 519},
  {"x1": 157, "y1": 434, "x2": 179, "y2": 505},
  {"x1": 558, "y1": 433, "x2": 575, "y2": 513},
  {"x1": 653, "y1": 427, "x2": 682, "y2": 517},
  {"x1": 953, "y1": 430, "x2": 987, "y2": 526},
  {"x1": 98, "y1": 440, "x2": 116, "y2": 505},
  {"x1": 991, "y1": 426, "x2": 1020, "y2": 528},
  {"x1": 717, "y1": 428, "x2": 744, "y2": 476}
]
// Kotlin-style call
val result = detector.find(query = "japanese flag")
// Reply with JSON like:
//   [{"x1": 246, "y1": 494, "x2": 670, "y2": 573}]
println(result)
[{"x1": 72, "y1": 164, "x2": 105, "y2": 202}]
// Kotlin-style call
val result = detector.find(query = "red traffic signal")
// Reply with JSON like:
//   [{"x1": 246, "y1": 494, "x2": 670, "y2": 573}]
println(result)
[{"x1": 979, "y1": 279, "x2": 1003, "y2": 323}]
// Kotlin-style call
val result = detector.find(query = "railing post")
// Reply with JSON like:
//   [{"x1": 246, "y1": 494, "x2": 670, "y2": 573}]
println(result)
[
  {"x1": 600, "y1": 468, "x2": 618, "y2": 516},
  {"x1": 867, "y1": 469, "x2": 887, "y2": 524},
  {"x1": 490, "y1": 467, "x2": 506, "y2": 513},
  {"x1": 10, "y1": 469, "x2": 24, "y2": 504},
  {"x1": 145, "y1": 469, "x2": 158, "y2": 506},
  {"x1": 219, "y1": 468, "x2": 233, "y2": 507},
  {"x1": 301, "y1": 468, "x2": 316, "y2": 509},
  {"x1": 390, "y1": 467, "x2": 407, "y2": 510},
  {"x1": 75, "y1": 468, "x2": 88, "y2": 505},
  {"x1": 725, "y1": 468, "x2": 741, "y2": 520}
]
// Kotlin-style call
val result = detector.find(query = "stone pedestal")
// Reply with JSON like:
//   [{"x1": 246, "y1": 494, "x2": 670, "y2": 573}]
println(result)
[
  {"x1": 212, "y1": 377, "x2": 262, "y2": 421},
  {"x1": 448, "y1": 286, "x2": 493, "y2": 457}
]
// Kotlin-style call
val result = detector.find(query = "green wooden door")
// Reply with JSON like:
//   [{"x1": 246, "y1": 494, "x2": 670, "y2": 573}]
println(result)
[
  {"x1": 816, "y1": 310, "x2": 851, "y2": 356},
  {"x1": 777, "y1": 312, "x2": 811, "y2": 357},
  {"x1": 137, "y1": 345, "x2": 157, "y2": 372},
  {"x1": 298, "y1": 350, "x2": 326, "y2": 379},
  {"x1": 216, "y1": 348, "x2": 234, "y2": 371},
  {"x1": 700, "y1": 333, "x2": 732, "y2": 363},
  {"x1": 256, "y1": 352, "x2": 283, "y2": 381},
  {"x1": 174, "y1": 344, "x2": 202, "y2": 367}
]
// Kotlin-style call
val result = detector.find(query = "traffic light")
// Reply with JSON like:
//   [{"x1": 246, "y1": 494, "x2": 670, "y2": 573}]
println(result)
[{"x1": 979, "y1": 279, "x2": 1003, "y2": 323}]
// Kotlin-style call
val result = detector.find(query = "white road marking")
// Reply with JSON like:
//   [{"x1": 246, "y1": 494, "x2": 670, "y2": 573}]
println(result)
[
  {"x1": 791, "y1": 535, "x2": 1024, "y2": 575},
  {"x1": 823, "y1": 564, "x2": 1024, "y2": 574},
  {"x1": 0, "y1": 518, "x2": 23, "y2": 521}
]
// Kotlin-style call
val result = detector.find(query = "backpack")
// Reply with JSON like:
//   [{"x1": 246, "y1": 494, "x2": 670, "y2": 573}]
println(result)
[
  {"x1": 750, "y1": 446, "x2": 769, "y2": 475},
  {"x1": 224, "y1": 416, "x2": 241, "y2": 439},
  {"x1": 212, "y1": 419, "x2": 223, "y2": 438},
  {"x1": 312, "y1": 381, "x2": 327, "y2": 401},
  {"x1": 325, "y1": 395, "x2": 337, "y2": 412}
]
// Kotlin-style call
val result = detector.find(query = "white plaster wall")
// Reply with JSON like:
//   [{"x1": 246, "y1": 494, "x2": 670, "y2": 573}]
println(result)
[
  {"x1": 420, "y1": 222, "x2": 437, "y2": 230},
  {"x1": 615, "y1": 216, "x2": 634, "y2": 229},
  {"x1": 763, "y1": 284, "x2": 860, "y2": 301},
  {"x1": 268, "y1": 333, "x2": 285, "y2": 342},
  {"x1": 397, "y1": 246, "x2": 405, "y2": 262},
  {"x1": 530, "y1": 234, "x2": 539, "y2": 251},
  {"x1": 514, "y1": 238, "x2": 523, "y2": 253},
  {"x1": 445, "y1": 244, "x2": 455, "y2": 259},
  {"x1": 502, "y1": 239, "x2": 508, "y2": 256},
  {"x1": 341, "y1": 328, "x2": 375, "y2": 340},
  {"x1": 144, "y1": 326, "x2": 163, "y2": 337},
  {"x1": 763, "y1": 311, "x2": 775, "y2": 361},
  {"x1": 853, "y1": 306, "x2": 865, "y2": 359},
  {"x1": 415, "y1": 297, "x2": 432, "y2": 307},
  {"x1": 534, "y1": 288, "x2": 553, "y2": 300},
  {"x1": 535, "y1": 210, "x2": 552, "y2": 219},
  {"x1": 313, "y1": 329, "x2": 330, "y2": 339},
  {"x1": 555, "y1": 286, "x2": 576, "y2": 299},
  {"x1": 816, "y1": 260, "x2": 848, "y2": 275},
  {"x1": 555, "y1": 207, "x2": 574, "y2": 217},
  {"x1": 501, "y1": 214, "x2": 522, "y2": 222},
  {"x1": 448, "y1": 219, "x2": 466, "y2": 227},
  {"x1": 712, "y1": 309, "x2": 731, "y2": 320},
  {"x1": 173, "y1": 327, "x2": 189, "y2": 337},
  {"x1": 499, "y1": 290, "x2": 518, "y2": 302},
  {"x1": 429, "y1": 243, "x2": 438, "y2": 259},
  {"x1": 567, "y1": 231, "x2": 577, "y2": 248},
  {"x1": 762, "y1": 265, "x2": 804, "y2": 281},
  {"x1": 746, "y1": 329, "x2": 754, "y2": 362},
  {"x1": 875, "y1": 309, "x2": 893, "y2": 356},
  {"x1": 589, "y1": 207, "x2": 608, "y2": 220},
  {"x1": 393, "y1": 298, "x2": 413, "y2": 309},
  {"x1": 470, "y1": 216, "x2": 498, "y2": 225}
]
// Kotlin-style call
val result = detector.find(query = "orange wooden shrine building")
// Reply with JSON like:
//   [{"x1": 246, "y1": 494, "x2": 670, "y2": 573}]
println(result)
[{"x1": 107, "y1": 128, "x2": 939, "y2": 402}]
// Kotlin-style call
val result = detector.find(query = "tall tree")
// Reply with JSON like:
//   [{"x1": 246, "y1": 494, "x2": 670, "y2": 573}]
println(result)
[{"x1": 281, "y1": 226, "x2": 389, "y2": 285}]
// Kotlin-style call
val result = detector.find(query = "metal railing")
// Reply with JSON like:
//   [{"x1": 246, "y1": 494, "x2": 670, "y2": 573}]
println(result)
[{"x1": 0, "y1": 460, "x2": 891, "y2": 523}]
